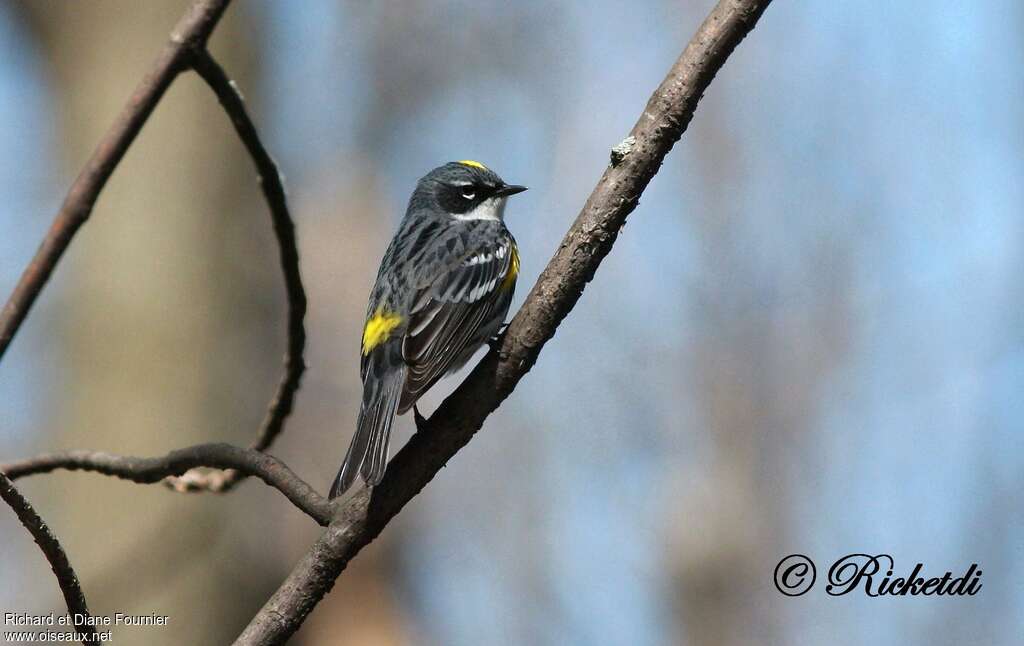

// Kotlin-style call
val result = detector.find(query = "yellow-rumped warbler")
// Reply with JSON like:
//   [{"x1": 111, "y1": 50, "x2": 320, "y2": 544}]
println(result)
[{"x1": 330, "y1": 161, "x2": 527, "y2": 498}]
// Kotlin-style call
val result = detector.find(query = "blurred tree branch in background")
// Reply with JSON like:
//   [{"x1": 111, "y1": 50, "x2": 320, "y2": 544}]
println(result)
[
  {"x1": 0, "y1": 0, "x2": 229, "y2": 360},
  {"x1": 0, "y1": 0, "x2": 307, "y2": 496},
  {"x1": 2, "y1": 443, "x2": 331, "y2": 525},
  {"x1": 0, "y1": 472, "x2": 98, "y2": 641},
  {"x1": 0, "y1": 0, "x2": 773, "y2": 643},
  {"x1": 0, "y1": 0, "x2": 308, "y2": 638},
  {"x1": 164, "y1": 46, "x2": 307, "y2": 495}
]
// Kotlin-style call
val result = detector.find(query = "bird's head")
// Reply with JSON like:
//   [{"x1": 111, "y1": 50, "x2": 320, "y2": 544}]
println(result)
[{"x1": 410, "y1": 160, "x2": 527, "y2": 221}]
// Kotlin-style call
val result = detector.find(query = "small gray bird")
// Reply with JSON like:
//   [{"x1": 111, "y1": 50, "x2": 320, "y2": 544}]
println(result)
[{"x1": 330, "y1": 161, "x2": 527, "y2": 498}]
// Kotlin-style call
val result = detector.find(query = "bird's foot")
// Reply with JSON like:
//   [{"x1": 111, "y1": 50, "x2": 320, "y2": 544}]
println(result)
[{"x1": 488, "y1": 323, "x2": 510, "y2": 351}]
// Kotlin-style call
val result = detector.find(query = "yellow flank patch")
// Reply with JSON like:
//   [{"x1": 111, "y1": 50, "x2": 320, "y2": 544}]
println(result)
[
  {"x1": 501, "y1": 245, "x2": 520, "y2": 291},
  {"x1": 362, "y1": 308, "x2": 403, "y2": 355},
  {"x1": 458, "y1": 160, "x2": 488, "y2": 170}
]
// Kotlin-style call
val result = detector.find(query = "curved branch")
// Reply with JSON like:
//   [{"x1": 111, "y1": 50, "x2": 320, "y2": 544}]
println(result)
[
  {"x1": 0, "y1": 0, "x2": 305, "y2": 491},
  {"x1": 0, "y1": 473, "x2": 99, "y2": 643},
  {"x1": 2, "y1": 444, "x2": 332, "y2": 526},
  {"x1": 0, "y1": 0, "x2": 231, "y2": 362},
  {"x1": 166, "y1": 49, "x2": 307, "y2": 494},
  {"x1": 236, "y1": 0, "x2": 774, "y2": 643}
]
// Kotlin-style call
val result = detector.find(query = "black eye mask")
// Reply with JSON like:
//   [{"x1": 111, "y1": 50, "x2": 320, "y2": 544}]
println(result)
[{"x1": 437, "y1": 183, "x2": 495, "y2": 214}]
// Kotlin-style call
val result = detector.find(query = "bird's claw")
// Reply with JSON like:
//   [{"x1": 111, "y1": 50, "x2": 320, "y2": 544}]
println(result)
[{"x1": 488, "y1": 323, "x2": 510, "y2": 351}]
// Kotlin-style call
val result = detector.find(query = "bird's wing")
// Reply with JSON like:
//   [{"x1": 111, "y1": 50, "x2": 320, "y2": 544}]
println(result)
[{"x1": 399, "y1": 234, "x2": 516, "y2": 411}]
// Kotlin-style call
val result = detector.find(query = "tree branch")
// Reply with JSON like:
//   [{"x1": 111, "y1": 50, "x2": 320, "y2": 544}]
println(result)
[
  {"x1": 0, "y1": 0, "x2": 307, "y2": 490},
  {"x1": 235, "y1": 0, "x2": 774, "y2": 643},
  {"x1": 0, "y1": 0, "x2": 230, "y2": 362},
  {"x1": 1, "y1": 444, "x2": 332, "y2": 526},
  {"x1": 165, "y1": 49, "x2": 307, "y2": 494},
  {"x1": 0, "y1": 473, "x2": 99, "y2": 643}
]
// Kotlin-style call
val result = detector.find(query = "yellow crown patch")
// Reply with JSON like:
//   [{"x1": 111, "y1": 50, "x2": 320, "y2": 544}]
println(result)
[{"x1": 458, "y1": 160, "x2": 488, "y2": 170}]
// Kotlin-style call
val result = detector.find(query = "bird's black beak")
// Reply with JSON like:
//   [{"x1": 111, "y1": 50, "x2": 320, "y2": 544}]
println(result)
[{"x1": 495, "y1": 184, "x2": 528, "y2": 197}]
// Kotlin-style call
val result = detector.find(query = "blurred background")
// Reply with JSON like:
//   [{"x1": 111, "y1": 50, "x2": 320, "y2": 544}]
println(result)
[{"x1": 1, "y1": 1, "x2": 1022, "y2": 644}]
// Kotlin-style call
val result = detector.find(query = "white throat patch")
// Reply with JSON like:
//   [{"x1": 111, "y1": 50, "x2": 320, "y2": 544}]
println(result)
[{"x1": 455, "y1": 196, "x2": 507, "y2": 221}]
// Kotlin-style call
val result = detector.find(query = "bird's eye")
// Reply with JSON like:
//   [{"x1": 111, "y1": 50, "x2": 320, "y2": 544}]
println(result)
[{"x1": 461, "y1": 191, "x2": 475, "y2": 201}]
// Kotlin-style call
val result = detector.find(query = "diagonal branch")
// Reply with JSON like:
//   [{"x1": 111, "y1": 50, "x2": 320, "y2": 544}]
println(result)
[
  {"x1": 1, "y1": 472, "x2": 99, "y2": 644},
  {"x1": 0, "y1": 0, "x2": 230, "y2": 362},
  {"x1": 2, "y1": 444, "x2": 332, "y2": 526},
  {"x1": 236, "y1": 0, "x2": 774, "y2": 643},
  {"x1": 166, "y1": 49, "x2": 307, "y2": 494}
]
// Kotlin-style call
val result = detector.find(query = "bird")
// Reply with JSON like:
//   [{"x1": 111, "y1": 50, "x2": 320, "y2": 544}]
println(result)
[{"x1": 329, "y1": 160, "x2": 527, "y2": 499}]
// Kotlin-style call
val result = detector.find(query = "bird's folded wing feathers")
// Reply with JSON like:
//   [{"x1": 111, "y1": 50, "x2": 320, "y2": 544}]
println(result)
[{"x1": 400, "y1": 239, "x2": 513, "y2": 408}]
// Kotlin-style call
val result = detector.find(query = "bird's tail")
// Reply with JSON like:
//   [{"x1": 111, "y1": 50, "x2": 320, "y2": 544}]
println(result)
[{"x1": 330, "y1": 366, "x2": 406, "y2": 499}]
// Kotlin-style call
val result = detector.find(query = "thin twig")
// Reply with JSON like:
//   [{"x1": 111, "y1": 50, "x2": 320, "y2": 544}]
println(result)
[
  {"x1": 165, "y1": 49, "x2": 307, "y2": 494},
  {"x1": 0, "y1": 0, "x2": 231, "y2": 362},
  {"x1": 0, "y1": 473, "x2": 99, "y2": 643},
  {"x1": 2, "y1": 444, "x2": 332, "y2": 526},
  {"x1": 236, "y1": 1, "x2": 775, "y2": 643}
]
